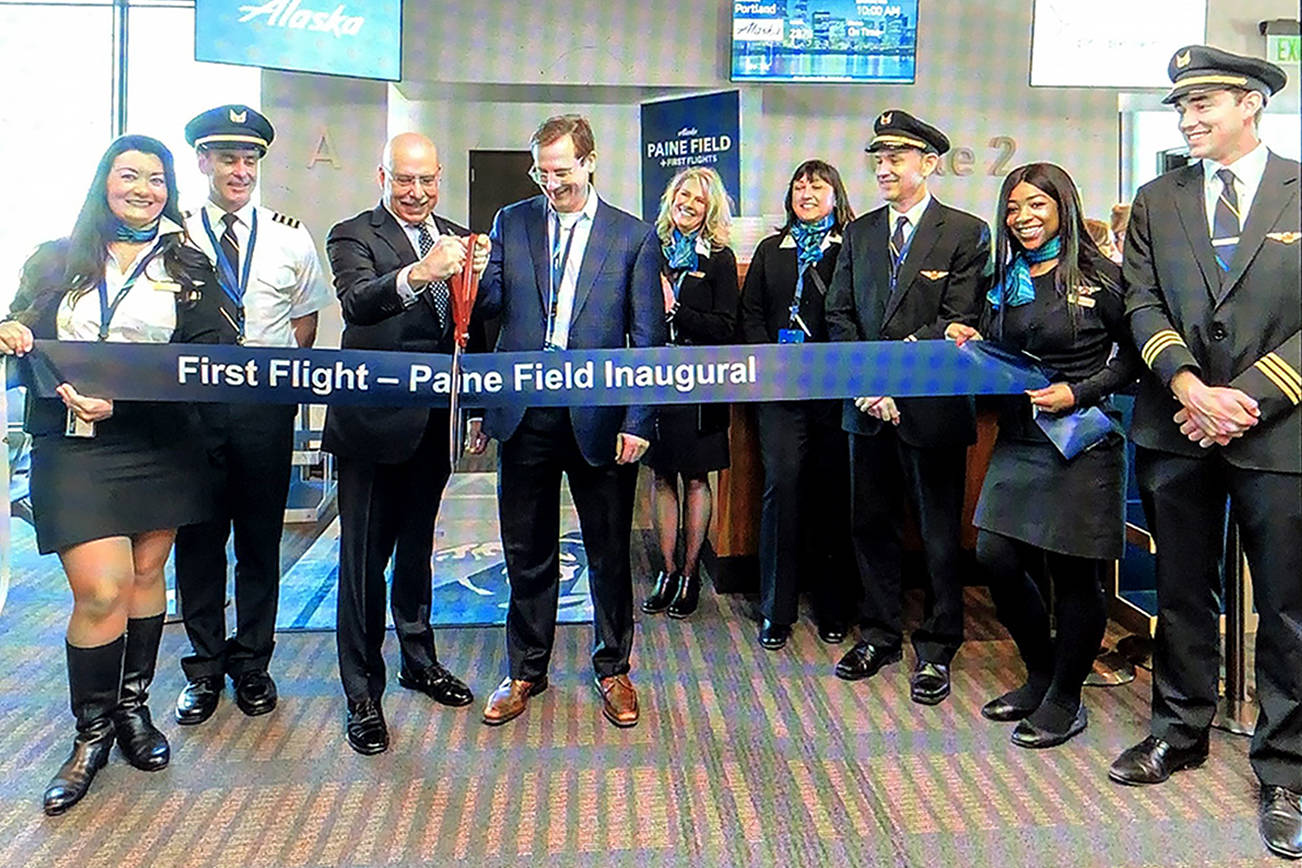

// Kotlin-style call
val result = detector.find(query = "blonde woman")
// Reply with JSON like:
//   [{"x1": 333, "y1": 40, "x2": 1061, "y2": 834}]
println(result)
[{"x1": 641, "y1": 167, "x2": 738, "y2": 619}]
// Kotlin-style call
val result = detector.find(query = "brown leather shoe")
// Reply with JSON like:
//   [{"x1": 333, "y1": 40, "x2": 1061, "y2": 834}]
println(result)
[
  {"x1": 481, "y1": 676, "x2": 547, "y2": 726},
  {"x1": 596, "y1": 674, "x2": 639, "y2": 728}
]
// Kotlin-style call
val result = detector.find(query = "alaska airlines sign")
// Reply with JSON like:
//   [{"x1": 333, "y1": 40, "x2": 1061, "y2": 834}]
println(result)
[{"x1": 196, "y1": 0, "x2": 402, "y2": 82}]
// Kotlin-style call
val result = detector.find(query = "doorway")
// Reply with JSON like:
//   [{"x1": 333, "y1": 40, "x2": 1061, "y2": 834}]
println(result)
[{"x1": 468, "y1": 150, "x2": 537, "y2": 234}]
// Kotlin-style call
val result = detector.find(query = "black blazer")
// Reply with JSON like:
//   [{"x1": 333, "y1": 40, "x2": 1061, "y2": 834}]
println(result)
[
  {"x1": 667, "y1": 243, "x2": 739, "y2": 346},
  {"x1": 825, "y1": 198, "x2": 990, "y2": 448},
  {"x1": 666, "y1": 242, "x2": 738, "y2": 433},
  {"x1": 1125, "y1": 152, "x2": 1301, "y2": 473},
  {"x1": 321, "y1": 204, "x2": 472, "y2": 464},
  {"x1": 739, "y1": 229, "x2": 843, "y2": 344},
  {"x1": 11, "y1": 236, "x2": 234, "y2": 437}
]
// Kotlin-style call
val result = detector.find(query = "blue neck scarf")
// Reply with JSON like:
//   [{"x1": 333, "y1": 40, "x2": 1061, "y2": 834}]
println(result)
[
  {"x1": 791, "y1": 214, "x2": 835, "y2": 272},
  {"x1": 663, "y1": 228, "x2": 699, "y2": 272},
  {"x1": 113, "y1": 219, "x2": 160, "y2": 243},
  {"x1": 988, "y1": 235, "x2": 1062, "y2": 309}
]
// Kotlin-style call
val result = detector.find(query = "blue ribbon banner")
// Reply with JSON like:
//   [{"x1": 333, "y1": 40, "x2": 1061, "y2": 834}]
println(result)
[{"x1": 19, "y1": 340, "x2": 1048, "y2": 407}]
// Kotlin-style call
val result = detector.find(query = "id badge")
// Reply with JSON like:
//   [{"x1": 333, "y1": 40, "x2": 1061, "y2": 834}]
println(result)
[
  {"x1": 778, "y1": 328, "x2": 805, "y2": 344},
  {"x1": 65, "y1": 408, "x2": 95, "y2": 438}
]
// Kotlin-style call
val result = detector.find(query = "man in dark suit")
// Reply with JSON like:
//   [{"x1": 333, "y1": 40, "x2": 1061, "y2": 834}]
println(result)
[
  {"x1": 474, "y1": 115, "x2": 664, "y2": 729},
  {"x1": 1106, "y1": 46, "x2": 1301, "y2": 860},
  {"x1": 323, "y1": 132, "x2": 488, "y2": 755},
  {"x1": 825, "y1": 110, "x2": 990, "y2": 706}
]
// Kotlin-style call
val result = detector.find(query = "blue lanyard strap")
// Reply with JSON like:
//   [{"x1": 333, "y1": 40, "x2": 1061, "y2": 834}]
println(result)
[
  {"x1": 889, "y1": 221, "x2": 917, "y2": 293},
  {"x1": 96, "y1": 240, "x2": 164, "y2": 341},
  {"x1": 544, "y1": 210, "x2": 582, "y2": 349},
  {"x1": 200, "y1": 208, "x2": 258, "y2": 337}
]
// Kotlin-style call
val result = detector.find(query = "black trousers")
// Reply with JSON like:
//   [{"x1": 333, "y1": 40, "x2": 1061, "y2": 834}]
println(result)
[
  {"x1": 849, "y1": 427, "x2": 966, "y2": 664},
  {"x1": 1138, "y1": 447, "x2": 1302, "y2": 790},
  {"x1": 174, "y1": 403, "x2": 295, "y2": 680},
  {"x1": 498, "y1": 408, "x2": 638, "y2": 682},
  {"x1": 335, "y1": 411, "x2": 451, "y2": 704},
  {"x1": 753, "y1": 402, "x2": 855, "y2": 627}
]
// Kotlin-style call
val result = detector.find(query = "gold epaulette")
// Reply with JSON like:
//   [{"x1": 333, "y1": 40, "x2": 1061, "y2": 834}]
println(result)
[
  {"x1": 268, "y1": 210, "x2": 302, "y2": 229},
  {"x1": 1254, "y1": 353, "x2": 1302, "y2": 405},
  {"x1": 1141, "y1": 329, "x2": 1188, "y2": 368}
]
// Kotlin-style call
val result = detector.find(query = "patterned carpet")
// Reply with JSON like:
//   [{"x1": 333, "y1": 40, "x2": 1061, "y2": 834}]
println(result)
[{"x1": 0, "y1": 525, "x2": 1281, "y2": 866}]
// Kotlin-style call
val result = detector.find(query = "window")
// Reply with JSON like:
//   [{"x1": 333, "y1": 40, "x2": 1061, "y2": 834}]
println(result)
[{"x1": 0, "y1": 1, "x2": 259, "y2": 309}]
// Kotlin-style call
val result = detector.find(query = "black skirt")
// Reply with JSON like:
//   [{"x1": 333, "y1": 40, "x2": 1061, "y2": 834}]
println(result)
[
  {"x1": 643, "y1": 404, "x2": 730, "y2": 476},
  {"x1": 973, "y1": 430, "x2": 1127, "y2": 561},
  {"x1": 29, "y1": 403, "x2": 219, "y2": 554}
]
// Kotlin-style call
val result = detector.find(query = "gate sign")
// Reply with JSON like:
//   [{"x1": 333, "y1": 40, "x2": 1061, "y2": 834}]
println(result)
[{"x1": 640, "y1": 91, "x2": 741, "y2": 223}]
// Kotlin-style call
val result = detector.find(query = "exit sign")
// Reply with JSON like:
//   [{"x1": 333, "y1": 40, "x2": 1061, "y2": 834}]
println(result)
[{"x1": 1267, "y1": 33, "x2": 1300, "y2": 66}]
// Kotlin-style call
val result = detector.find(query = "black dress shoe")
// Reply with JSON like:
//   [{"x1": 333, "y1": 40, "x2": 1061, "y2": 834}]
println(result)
[
  {"x1": 345, "y1": 699, "x2": 388, "y2": 755},
  {"x1": 1260, "y1": 786, "x2": 1302, "y2": 860},
  {"x1": 834, "y1": 641, "x2": 902, "y2": 681},
  {"x1": 981, "y1": 691, "x2": 1040, "y2": 722},
  {"x1": 175, "y1": 675, "x2": 222, "y2": 726},
  {"x1": 758, "y1": 619, "x2": 790, "y2": 650},
  {"x1": 910, "y1": 661, "x2": 951, "y2": 706},
  {"x1": 1108, "y1": 735, "x2": 1208, "y2": 785},
  {"x1": 233, "y1": 671, "x2": 278, "y2": 717},
  {"x1": 642, "y1": 570, "x2": 678, "y2": 614},
  {"x1": 666, "y1": 572, "x2": 700, "y2": 619},
  {"x1": 1011, "y1": 704, "x2": 1088, "y2": 749},
  {"x1": 818, "y1": 623, "x2": 847, "y2": 645},
  {"x1": 398, "y1": 663, "x2": 474, "y2": 707}
]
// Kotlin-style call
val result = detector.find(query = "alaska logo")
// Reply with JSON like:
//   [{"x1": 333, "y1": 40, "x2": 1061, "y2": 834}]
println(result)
[
  {"x1": 229, "y1": 108, "x2": 247, "y2": 124},
  {"x1": 237, "y1": 0, "x2": 364, "y2": 37},
  {"x1": 1175, "y1": 50, "x2": 1191, "y2": 69},
  {"x1": 880, "y1": 112, "x2": 893, "y2": 125}
]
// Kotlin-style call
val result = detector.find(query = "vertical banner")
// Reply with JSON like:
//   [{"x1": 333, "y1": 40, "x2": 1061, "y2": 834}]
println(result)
[{"x1": 640, "y1": 91, "x2": 741, "y2": 223}]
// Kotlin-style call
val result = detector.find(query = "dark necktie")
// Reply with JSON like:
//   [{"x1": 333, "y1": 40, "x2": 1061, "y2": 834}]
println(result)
[
  {"x1": 889, "y1": 214, "x2": 909, "y2": 290},
  {"x1": 1211, "y1": 168, "x2": 1240, "y2": 279},
  {"x1": 220, "y1": 212, "x2": 241, "y2": 275},
  {"x1": 416, "y1": 223, "x2": 450, "y2": 326}
]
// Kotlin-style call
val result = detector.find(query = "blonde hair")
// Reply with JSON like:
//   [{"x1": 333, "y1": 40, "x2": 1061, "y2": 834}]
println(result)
[{"x1": 654, "y1": 167, "x2": 732, "y2": 250}]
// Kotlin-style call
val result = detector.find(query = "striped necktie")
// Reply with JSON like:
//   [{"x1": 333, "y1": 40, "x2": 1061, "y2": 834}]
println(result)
[
  {"x1": 889, "y1": 214, "x2": 909, "y2": 291},
  {"x1": 1211, "y1": 168, "x2": 1240, "y2": 279},
  {"x1": 219, "y1": 212, "x2": 241, "y2": 275},
  {"x1": 416, "y1": 223, "x2": 450, "y2": 326}
]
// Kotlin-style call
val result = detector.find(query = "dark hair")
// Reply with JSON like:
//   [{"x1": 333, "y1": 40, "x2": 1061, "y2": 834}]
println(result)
[
  {"x1": 11, "y1": 135, "x2": 200, "y2": 318},
  {"x1": 778, "y1": 160, "x2": 854, "y2": 234},
  {"x1": 63, "y1": 134, "x2": 185, "y2": 292},
  {"x1": 993, "y1": 162, "x2": 1115, "y2": 335},
  {"x1": 529, "y1": 114, "x2": 595, "y2": 161}
]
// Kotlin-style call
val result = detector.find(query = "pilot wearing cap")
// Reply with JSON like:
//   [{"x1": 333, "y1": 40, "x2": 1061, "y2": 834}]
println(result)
[
  {"x1": 1108, "y1": 45, "x2": 1302, "y2": 860},
  {"x1": 825, "y1": 109, "x2": 990, "y2": 706},
  {"x1": 172, "y1": 104, "x2": 332, "y2": 728}
]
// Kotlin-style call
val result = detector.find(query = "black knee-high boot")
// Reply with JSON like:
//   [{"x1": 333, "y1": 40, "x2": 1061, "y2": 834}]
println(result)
[
  {"x1": 43, "y1": 637, "x2": 125, "y2": 815},
  {"x1": 112, "y1": 614, "x2": 169, "y2": 771}
]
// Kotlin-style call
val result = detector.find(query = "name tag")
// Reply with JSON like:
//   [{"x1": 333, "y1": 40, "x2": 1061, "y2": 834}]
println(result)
[
  {"x1": 1066, "y1": 292, "x2": 1096, "y2": 308},
  {"x1": 688, "y1": 270, "x2": 705, "y2": 278},
  {"x1": 152, "y1": 280, "x2": 182, "y2": 293}
]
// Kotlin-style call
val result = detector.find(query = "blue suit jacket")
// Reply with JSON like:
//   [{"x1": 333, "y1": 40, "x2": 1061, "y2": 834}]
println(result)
[{"x1": 476, "y1": 194, "x2": 665, "y2": 465}]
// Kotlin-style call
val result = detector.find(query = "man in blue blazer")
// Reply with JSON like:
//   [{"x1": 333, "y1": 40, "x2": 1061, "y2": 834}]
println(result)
[{"x1": 474, "y1": 115, "x2": 665, "y2": 729}]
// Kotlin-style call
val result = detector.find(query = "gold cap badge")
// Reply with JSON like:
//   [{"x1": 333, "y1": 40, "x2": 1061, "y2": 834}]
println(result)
[
  {"x1": 229, "y1": 108, "x2": 247, "y2": 124},
  {"x1": 1175, "y1": 50, "x2": 1191, "y2": 69},
  {"x1": 880, "y1": 112, "x2": 893, "y2": 125}
]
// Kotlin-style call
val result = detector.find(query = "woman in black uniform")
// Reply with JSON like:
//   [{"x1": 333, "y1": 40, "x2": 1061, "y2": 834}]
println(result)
[
  {"x1": 739, "y1": 160, "x2": 857, "y2": 650},
  {"x1": 0, "y1": 135, "x2": 236, "y2": 813},
  {"x1": 641, "y1": 167, "x2": 738, "y2": 619},
  {"x1": 949, "y1": 162, "x2": 1138, "y2": 748}
]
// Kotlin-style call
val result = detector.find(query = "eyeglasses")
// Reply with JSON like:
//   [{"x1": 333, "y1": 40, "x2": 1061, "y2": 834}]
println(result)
[
  {"x1": 387, "y1": 171, "x2": 440, "y2": 189},
  {"x1": 528, "y1": 162, "x2": 586, "y2": 185}
]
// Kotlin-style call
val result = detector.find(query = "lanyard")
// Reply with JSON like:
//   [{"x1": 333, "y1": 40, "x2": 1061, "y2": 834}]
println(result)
[
  {"x1": 96, "y1": 240, "x2": 164, "y2": 341},
  {"x1": 544, "y1": 210, "x2": 583, "y2": 349},
  {"x1": 200, "y1": 207, "x2": 258, "y2": 337},
  {"x1": 889, "y1": 218, "x2": 917, "y2": 293}
]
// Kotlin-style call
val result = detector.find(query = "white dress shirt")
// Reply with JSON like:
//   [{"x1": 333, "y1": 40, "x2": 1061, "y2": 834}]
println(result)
[
  {"x1": 57, "y1": 217, "x2": 187, "y2": 343},
  {"x1": 186, "y1": 200, "x2": 331, "y2": 347},
  {"x1": 887, "y1": 191, "x2": 933, "y2": 249},
  {"x1": 1202, "y1": 141, "x2": 1269, "y2": 236},
  {"x1": 544, "y1": 186, "x2": 599, "y2": 350}
]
